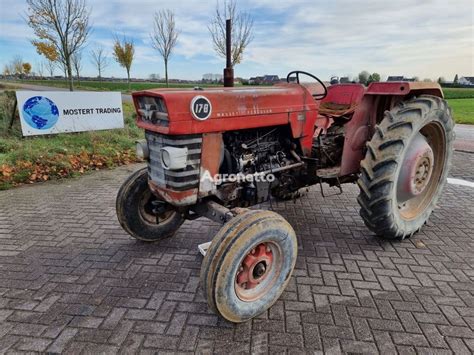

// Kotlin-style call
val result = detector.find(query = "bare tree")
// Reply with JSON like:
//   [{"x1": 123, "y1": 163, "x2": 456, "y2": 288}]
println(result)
[
  {"x1": 26, "y1": 0, "x2": 91, "y2": 91},
  {"x1": 90, "y1": 45, "x2": 110, "y2": 81},
  {"x1": 12, "y1": 56, "x2": 24, "y2": 76},
  {"x1": 71, "y1": 51, "x2": 82, "y2": 86},
  {"x1": 208, "y1": 0, "x2": 253, "y2": 67},
  {"x1": 45, "y1": 59, "x2": 56, "y2": 77},
  {"x1": 36, "y1": 61, "x2": 45, "y2": 77},
  {"x1": 150, "y1": 9, "x2": 179, "y2": 87},
  {"x1": 2, "y1": 63, "x2": 14, "y2": 76}
]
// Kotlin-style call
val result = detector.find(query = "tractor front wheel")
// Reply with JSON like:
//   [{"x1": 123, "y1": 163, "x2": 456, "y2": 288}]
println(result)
[
  {"x1": 357, "y1": 95, "x2": 454, "y2": 239},
  {"x1": 200, "y1": 210, "x2": 297, "y2": 323},
  {"x1": 116, "y1": 168, "x2": 184, "y2": 241}
]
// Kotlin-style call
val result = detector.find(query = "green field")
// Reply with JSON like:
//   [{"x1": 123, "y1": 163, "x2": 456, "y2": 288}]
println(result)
[
  {"x1": 2, "y1": 81, "x2": 473, "y2": 125},
  {"x1": 443, "y1": 87, "x2": 474, "y2": 100},
  {"x1": 19, "y1": 79, "x2": 221, "y2": 92},
  {"x1": 442, "y1": 87, "x2": 474, "y2": 124},
  {"x1": 447, "y1": 99, "x2": 474, "y2": 124}
]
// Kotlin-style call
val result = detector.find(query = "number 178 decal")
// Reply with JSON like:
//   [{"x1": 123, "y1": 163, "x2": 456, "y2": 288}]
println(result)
[{"x1": 191, "y1": 96, "x2": 212, "y2": 121}]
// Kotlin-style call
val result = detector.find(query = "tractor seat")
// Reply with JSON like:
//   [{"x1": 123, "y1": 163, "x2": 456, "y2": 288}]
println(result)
[{"x1": 318, "y1": 84, "x2": 365, "y2": 118}]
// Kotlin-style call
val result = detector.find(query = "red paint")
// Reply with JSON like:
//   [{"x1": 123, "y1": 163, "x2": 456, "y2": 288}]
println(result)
[
  {"x1": 236, "y1": 243, "x2": 274, "y2": 290},
  {"x1": 134, "y1": 81, "x2": 444, "y2": 187}
]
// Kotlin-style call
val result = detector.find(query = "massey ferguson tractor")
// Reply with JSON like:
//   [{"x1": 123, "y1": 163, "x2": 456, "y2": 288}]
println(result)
[{"x1": 116, "y1": 71, "x2": 454, "y2": 323}]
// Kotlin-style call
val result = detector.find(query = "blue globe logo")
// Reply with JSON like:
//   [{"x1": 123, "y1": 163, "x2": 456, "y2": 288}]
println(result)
[{"x1": 22, "y1": 96, "x2": 59, "y2": 130}]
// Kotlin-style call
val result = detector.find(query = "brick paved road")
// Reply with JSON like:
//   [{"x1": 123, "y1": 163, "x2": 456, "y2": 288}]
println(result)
[{"x1": 0, "y1": 152, "x2": 473, "y2": 354}]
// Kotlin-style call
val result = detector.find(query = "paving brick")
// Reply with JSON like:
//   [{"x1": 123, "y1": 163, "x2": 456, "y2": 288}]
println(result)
[
  {"x1": 445, "y1": 337, "x2": 471, "y2": 354},
  {"x1": 165, "y1": 312, "x2": 187, "y2": 335},
  {"x1": 438, "y1": 325, "x2": 474, "y2": 339},
  {"x1": 143, "y1": 334, "x2": 179, "y2": 349},
  {"x1": 268, "y1": 332, "x2": 304, "y2": 347},
  {"x1": 125, "y1": 309, "x2": 156, "y2": 321},
  {"x1": 69, "y1": 316, "x2": 104, "y2": 328},
  {"x1": 47, "y1": 328, "x2": 78, "y2": 353},
  {"x1": 392, "y1": 332, "x2": 430, "y2": 347},
  {"x1": 0, "y1": 154, "x2": 473, "y2": 353},
  {"x1": 320, "y1": 325, "x2": 354, "y2": 340},
  {"x1": 419, "y1": 323, "x2": 448, "y2": 349},
  {"x1": 16, "y1": 337, "x2": 52, "y2": 352}
]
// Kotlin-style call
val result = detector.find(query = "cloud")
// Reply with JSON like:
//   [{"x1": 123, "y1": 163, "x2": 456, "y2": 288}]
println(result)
[{"x1": 0, "y1": 0, "x2": 472, "y2": 79}]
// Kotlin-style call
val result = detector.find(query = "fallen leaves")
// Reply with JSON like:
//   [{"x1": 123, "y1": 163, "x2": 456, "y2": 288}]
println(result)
[
  {"x1": 1, "y1": 165, "x2": 13, "y2": 177},
  {"x1": 0, "y1": 149, "x2": 138, "y2": 188}
]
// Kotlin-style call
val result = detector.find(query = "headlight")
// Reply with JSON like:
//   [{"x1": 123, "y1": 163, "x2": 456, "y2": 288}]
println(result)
[
  {"x1": 161, "y1": 149, "x2": 171, "y2": 168},
  {"x1": 160, "y1": 146, "x2": 188, "y2": 170},
  {"x1": 136, "y1": 140, "x2": 149, "y2": 159}
]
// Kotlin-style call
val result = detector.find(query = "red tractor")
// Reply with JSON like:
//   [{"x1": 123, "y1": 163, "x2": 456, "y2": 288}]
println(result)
[{"x1": 117, "y1": 71, "x2": 454, "y2": 322}]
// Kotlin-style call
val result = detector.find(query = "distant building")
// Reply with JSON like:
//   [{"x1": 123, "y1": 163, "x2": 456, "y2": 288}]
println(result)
[
  {"x1": 249, "y1": 76, "x2": 263, "y2": 84},
  {"x1": 202, "y1": 73, "x2": 223, "y2": 82},
  {"x1": 387, "y1": 76, "x2": 416, "y2": 82},
  {"x1": 249, "y1": 75, "x2": 280, "y2": 85},
  {"x1": 459, "y1": 76, "x2": 474, "y2": 86},
  {"x1": 263, "y1": 75, "x2": 280, "y2": 83}
]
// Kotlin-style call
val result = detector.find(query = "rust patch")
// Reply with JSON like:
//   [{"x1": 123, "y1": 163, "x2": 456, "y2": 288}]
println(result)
[
  {"x1": 199, "y1": 133, "x2": 223, "y2": 197},
  {"x1": 148, "y1": 180, "x2": 197, "y2": 206}
]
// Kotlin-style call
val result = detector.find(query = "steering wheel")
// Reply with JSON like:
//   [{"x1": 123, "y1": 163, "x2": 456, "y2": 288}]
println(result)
[{"x1": 286, "y1": 71, "x2": 328, "y2": 100}]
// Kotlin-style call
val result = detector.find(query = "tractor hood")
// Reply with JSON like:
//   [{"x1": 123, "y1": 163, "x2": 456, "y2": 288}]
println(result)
[{"x1": 132, "y1": 84, "x2": 318, "y2": 135}]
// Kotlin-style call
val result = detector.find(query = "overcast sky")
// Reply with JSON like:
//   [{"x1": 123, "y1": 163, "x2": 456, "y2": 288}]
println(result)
[{"x1": 0, "y1": 0, "x2": 472, "y2": 81}]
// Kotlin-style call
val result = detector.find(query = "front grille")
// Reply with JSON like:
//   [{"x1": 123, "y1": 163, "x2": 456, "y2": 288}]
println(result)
[
  {"x1": 137, "y1": 96, "x2": 169, "y2": 126},
  {"x1": 146, "y1": 131, "x2": 202, "y2": 191}
]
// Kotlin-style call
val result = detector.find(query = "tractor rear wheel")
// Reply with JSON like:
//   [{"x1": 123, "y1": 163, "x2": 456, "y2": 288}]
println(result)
[
  {"x1": 357, "y1": 95, "x2": 454, "y2": 239},
  {"x1": 116, "y1": 168, "x2": 184, "y2": 241},
  {"x1": 200, "y1": 210, "x2": 297, "y2": 323}
]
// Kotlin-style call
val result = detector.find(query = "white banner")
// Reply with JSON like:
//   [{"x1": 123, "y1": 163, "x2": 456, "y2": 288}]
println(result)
[{"x1": 16, "y1": 91, "x2": 124, "y2": 136}]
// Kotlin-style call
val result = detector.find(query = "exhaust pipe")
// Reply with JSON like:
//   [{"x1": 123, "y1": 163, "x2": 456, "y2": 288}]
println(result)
[{"x1": 223, "y1": 19, "x2": 234, "y2": 87}]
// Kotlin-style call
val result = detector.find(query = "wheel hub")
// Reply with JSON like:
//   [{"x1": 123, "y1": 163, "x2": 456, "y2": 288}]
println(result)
[
  {"x1": 139, "y1": 192, "x2": 175, "y2": 224},
  {"x1": 236, "y1": 243, "x2": 273, "y2": 290},
  {"x1": 397, "y1": 133, "x2": 434, "y2": 203},
  {"x1": 253, "y1": 262, "x2": 267, "y2": 278}
]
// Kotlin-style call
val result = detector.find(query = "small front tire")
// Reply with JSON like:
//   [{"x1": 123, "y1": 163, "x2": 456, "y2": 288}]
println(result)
[
  {"x1": 200, "y1": 210, "x2": 297, "y2": 323},
  {"x1": 116, "y1": 168, "x2": 184, "y2": 242}
]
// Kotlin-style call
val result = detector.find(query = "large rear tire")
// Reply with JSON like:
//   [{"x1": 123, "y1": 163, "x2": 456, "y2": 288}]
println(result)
[
  {"x1": 357, "y1": 95, "x2": 454, "y2": 239},
  {"x1": 200, "y1": 210, "x2": 297, "y2": 323},
  {"x1": 116, "y1": 168, "x2": 184, "y2": 242}
]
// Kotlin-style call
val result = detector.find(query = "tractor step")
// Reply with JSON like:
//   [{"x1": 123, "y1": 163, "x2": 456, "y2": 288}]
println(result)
[
  {"x1": 316, "y1": 166, "x2": 340, "y2": 179},
  {"x1": 316, "y1": 166, "x2": 343, "y2": 197}
]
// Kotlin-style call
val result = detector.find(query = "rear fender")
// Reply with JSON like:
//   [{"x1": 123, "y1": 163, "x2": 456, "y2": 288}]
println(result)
[
  {"x1": 339, "y1": 82, "x2": 444, "y2": 176},
  {"x1": 366, "y1": 82, "x2": 444, "y2": 98}
]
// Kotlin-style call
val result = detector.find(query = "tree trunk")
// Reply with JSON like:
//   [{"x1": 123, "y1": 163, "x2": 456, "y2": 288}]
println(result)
[
  {"x1": 165, "y1": 60, "x2": 169, "y2": 88},
  {"x1": 127, "y1": 69, "x2": 131, "y2": 91},
  {"x1": 67, "y1": 62, "x2": 74, "y2": 91},
  {"x1": 8, "y1": 96, "x2": 17, "y2": 130}
]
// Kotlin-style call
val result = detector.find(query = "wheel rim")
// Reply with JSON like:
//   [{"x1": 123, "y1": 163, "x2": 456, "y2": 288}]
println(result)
[
  {"x1": 397, "y1": 122, "x2": 446, "y2": 220},
  {"x1": 234, "y1": 241, "x2": 283, "y2": 302},
  {"x1": 138, "y1": 190, "x2": 175, "y2": 225}
]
